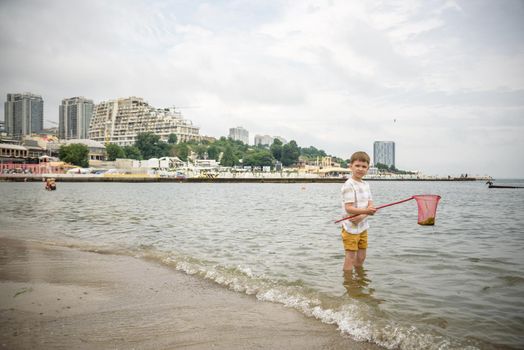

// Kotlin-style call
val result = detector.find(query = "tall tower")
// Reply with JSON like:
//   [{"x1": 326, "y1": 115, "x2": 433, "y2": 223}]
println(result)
[
  {"x1": 59, "y1": 97, "x2": 94, "y2": 140},
  {"x1": 4, "y1": 93, "x2": 44, "y2": 138},
  {"x1": 373, "y1": 141, "x2": 395, "y2": 168}
]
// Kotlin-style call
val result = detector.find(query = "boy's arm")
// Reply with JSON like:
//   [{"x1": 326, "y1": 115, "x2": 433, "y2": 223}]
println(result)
[{"x1": 344, "y1": 202, "x2": 376, "y2": 215}]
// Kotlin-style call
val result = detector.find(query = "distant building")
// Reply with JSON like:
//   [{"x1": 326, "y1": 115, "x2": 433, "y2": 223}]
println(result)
[
  {"x1": 47, "y1": 139, "x2": 106, "y2": 161},
  {"x1": 0, "y1": 143, "x2": 29, "y2": 163},
  {"x1": 88, "y1": 97, "x2": 200, "y2": 146},
  {"x1": 254, "y1": 134, "x2": 288, "y2": 146},
  {"x1": 254, "y1": 134, "x2": 274, "y2": 146},
  {"x1": 274, "y1": 136, "x2": 287, "y2": 144},
  {"x1": 373, "y1": 141, "x2": 395, "y2": 168},
  {"x1": 4, "y1": 93, "x2": 44, "y2": 138},
  {"x1": 229, "y1": 126, "x2": 249, "y2": 145},
  {"x1": 59, "y1": 97, "x2": 94, "y2": 140}
]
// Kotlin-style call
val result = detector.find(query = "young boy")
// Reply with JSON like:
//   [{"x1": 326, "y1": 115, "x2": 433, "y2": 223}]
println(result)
[{"x1": 340, "y1": 151, "x2": 376, "y2": 271}]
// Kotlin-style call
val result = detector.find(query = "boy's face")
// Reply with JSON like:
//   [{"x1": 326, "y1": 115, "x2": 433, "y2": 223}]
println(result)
[{"x1": 350, "y1": 160, "x2": 369, "y2": 180}]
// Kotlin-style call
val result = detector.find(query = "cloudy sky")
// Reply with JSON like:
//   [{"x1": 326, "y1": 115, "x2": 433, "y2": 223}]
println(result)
[{"x1": 1, "y1": 0, "x2": 523, "y2": 178}]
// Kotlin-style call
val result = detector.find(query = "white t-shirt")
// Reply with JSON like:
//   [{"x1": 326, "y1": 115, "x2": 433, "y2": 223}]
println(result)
[{"x1": 341, "y1": 178, "x2": 372, "y2": 234}]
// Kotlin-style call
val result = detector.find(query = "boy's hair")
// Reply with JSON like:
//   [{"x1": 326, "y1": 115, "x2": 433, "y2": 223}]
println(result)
[{"x1": 349, "y1": 151, "x2": 370, "y2": 164}]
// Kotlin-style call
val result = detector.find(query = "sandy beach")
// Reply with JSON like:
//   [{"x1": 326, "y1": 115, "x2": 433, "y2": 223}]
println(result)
[{"x1": 0, "y1": 237, "x2": 379, "y2": 350}]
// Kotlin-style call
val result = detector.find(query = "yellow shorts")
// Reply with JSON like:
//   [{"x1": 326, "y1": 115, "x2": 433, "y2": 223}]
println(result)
[{"x1": 341, "y1": 228, "x2": 368, "y2": 251}]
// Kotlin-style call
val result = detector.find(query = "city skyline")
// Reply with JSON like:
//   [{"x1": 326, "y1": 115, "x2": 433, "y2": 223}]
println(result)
[{"x1": 1, "y1": 1, "x2": 523, "y2": 178}]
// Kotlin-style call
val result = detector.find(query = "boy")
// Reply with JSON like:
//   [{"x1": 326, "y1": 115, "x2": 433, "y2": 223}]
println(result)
[{"x1": 340, "y1": 151, "x2": 376, "y2": 271}]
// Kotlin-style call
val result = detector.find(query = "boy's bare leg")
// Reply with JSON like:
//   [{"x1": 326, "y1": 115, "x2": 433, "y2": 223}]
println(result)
[
  {"x1": 343, "y1": 250, "x2": 357, "y2": 271},
  {"x1": 355, "y1": 249, "x2": 367, "y2": 267}
]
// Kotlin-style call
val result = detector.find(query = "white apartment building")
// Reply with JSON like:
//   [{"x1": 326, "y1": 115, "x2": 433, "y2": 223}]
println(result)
[
  {"x1": 88, "y1": 97, "x2": 200, "y2": 146},
  {"x1": 228, "y1": 126, "x2": 249, "y2": 144}
]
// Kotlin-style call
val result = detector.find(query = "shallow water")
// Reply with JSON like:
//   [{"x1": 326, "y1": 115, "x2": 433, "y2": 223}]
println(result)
[{"x1": 1, "y1": 180, "x2": 523, "y2": 349}]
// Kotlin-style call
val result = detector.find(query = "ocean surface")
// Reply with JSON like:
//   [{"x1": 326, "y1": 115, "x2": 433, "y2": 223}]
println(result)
[{"x1": 1, "y1": 179, "x2": 523, "y2": 349}]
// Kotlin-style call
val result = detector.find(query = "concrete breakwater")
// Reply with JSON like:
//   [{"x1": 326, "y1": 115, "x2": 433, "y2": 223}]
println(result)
[{"x1": 0, "y1": 174, "x2": 481, "y2": 183}]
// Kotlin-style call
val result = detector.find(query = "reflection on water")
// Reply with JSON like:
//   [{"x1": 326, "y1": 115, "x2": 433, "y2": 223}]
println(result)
[{"x1": 343, "y1": 267, "x2": 382, "y2": 306}]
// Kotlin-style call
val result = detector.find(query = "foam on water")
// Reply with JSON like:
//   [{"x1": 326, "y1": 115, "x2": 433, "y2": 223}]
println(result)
[{"x1": 129, "y1": 244, "x2": 488, "y2": 350}]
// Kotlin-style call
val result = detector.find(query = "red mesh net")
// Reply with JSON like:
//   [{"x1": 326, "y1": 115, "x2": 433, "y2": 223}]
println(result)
[{"x1": 413, "y1": 195, "x2": 441, "y2": 226}]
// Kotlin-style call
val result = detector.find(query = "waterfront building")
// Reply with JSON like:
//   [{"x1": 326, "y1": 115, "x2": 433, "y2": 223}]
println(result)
[
  {"x1": 4, "y1": 93, "x2": 44, "y2": 138},
  {"x1": 88, "y1": 97, "x2": 200, "y2": 146},
  {"x1": 0, "y1": 143, "x2": 29, "y2": 160},
  {"x1": 47, "y1": 139, "x2": 106, "y2": 161},
  {"x1": 229, "y1": 126, "x2": 249, "y2": 145},
  {"x1": 59, "y1": 97, "x2": 94, "y2": 140},
  {"x1": 373, "y1": 141, "x2": 395, "y2": 168}
]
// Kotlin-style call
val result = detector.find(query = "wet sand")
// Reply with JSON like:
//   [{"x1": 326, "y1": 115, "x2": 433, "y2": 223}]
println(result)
[{"x1": 0, "y1": 237, "x2": 379, "y2": 350}]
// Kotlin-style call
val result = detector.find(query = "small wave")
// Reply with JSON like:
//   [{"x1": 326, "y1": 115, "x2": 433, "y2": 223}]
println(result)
[
  {"x1": 498, "y1": 275, "x2": 524, "y2": 286},
  {"x1": 131, "y1": 246, "x2": 486, "y2": 350},
  {"x1": 29, "y1": 239, "x2": 488, "y2": 350}
]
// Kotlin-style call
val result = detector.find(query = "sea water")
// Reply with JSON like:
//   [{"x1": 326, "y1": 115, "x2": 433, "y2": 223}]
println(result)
[{"x1": 1, "y1": 180, "x2": 523, "y2": 349}]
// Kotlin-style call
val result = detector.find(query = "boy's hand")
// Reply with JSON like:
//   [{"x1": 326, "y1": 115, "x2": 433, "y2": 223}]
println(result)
[
  {"x1": 349, "y1": 214, "x2": 367, "y2": 224},
  {"x1": 366, "y1": 206, "x2": 377, "y2": 215}
]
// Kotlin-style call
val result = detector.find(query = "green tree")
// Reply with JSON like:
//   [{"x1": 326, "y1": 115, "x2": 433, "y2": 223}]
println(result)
[
  {"x1": 134, "y1": 132, "x2": 170, "y2": 159},
  {"x1": 300, "y1": 146, "x2": 327, "y2": 158},
  {"x1": 281, "y1": 140, "x2": 300, "y2": 166},
  {"x1": 207, "y1": 144, "x2": 220, "y2": 160},
  {"x1": 168, "y1": 133, "x2": 178, "y2": 144},
  {"x1": 123, "y1": 146, "x2": 142, "y2": 160},
  {"x1": 194, "y1": 144, "x2": 208, "y2": 158},
  {"x1": 173, "y1": 143, "x2": 189, "y2": 161},
  {"x1": 59, "y1": 143, "x2": 89, "y2": 168},
  {"x1": 243, "y1": 149, "x2": 274, "y2": 167},
  {"x1": 270, "y1": 139, "x2": 283, "y2": 161},
  {"x1": 375, "y1": 162, "x2": 390, "y2": 171},
  {"x1": 105, "y1": 143, "x2": 125, "y2": 161},
  {"x1": 220, "y1": 145, "x2": 237, "y2": 166}
]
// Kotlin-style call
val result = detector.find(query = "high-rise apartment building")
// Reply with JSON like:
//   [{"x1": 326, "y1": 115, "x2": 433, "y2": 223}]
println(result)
[
  {"x1": 373, "y1": 141, "x2": 395, "y2": 168},
  {"x1": 4, "y1": 93, "x2": 44, "y2": 138},
  {"x1": 88, "y1": 97, "x2": 200, "y2": 146},
  {"x1": 59, "y1": 97, "x2": 94, "y2": 140},
  {"x1": 228, "y1": 126, "x2": 249, "y2": 144}
]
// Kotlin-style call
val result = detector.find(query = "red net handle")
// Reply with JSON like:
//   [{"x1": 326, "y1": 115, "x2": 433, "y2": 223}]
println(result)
[
  {"x1": 334, "y1": 194, "x2": 442, "y2": 224},
  {"x1": 334, "y1": 197, "x2": 414, "y2": 223}
]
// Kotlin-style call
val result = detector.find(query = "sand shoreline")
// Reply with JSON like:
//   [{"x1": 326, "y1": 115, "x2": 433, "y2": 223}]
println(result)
[{"x1": 0, "y1": 237, "x2": 380, "y2": 349}]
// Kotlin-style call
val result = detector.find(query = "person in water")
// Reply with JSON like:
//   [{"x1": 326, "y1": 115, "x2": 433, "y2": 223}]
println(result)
[
  {"x1": 45, "y1": 178, "x2": 56, "y2": 190},
  {"x1": 340, "y1": 151, "x2": 376, "y2": 271}
]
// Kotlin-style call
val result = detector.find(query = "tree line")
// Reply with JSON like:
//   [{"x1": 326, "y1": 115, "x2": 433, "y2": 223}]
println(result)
[
  {"x1": 374, "y1": 162, "x2": 415, "y2": 175},
  {"x1": 59, "y1": 132, "x2": 345, "y2": 168}
]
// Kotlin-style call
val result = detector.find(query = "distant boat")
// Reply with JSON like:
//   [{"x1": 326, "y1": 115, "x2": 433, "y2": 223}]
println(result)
[{"x1": 486, "y1": 181, "x2": 524, "y2": 189}]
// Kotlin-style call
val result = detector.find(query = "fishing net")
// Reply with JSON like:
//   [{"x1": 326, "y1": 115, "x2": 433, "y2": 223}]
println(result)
[{"x1": 413, "y1": 195, "x2": 441, "y2": 226}]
